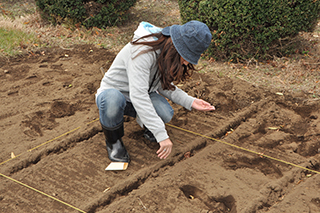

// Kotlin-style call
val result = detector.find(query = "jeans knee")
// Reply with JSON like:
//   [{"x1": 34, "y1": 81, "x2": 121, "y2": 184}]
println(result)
[
  {"x1": 97, "y1": 89, "x2": 126, "y2": 127},
  {"x1": 97, "y1": 89, "x2": 125, "y2": 108},
  {"x1": 149, "y1": 92, "x2": 174, "y2": 124},
  {"x1": 161, "y1": 107, "x2": 174, "y2": 123}
]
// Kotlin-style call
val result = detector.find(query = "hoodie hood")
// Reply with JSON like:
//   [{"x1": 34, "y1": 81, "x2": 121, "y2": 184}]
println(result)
[{"x1": 133, "y1": 21, "x2": 162, "y2": 41}]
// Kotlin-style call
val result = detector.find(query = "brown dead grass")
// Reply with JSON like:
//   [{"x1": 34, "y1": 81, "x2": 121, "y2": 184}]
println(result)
[{"x1": 1, "y1": 0, "x2": 320, "y2": 98}]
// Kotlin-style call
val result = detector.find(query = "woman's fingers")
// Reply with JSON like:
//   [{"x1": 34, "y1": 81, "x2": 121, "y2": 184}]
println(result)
[
  {"x1": 158, "y1": 150, "x2": 169, "y2": 159},
  {"x1": 157, "y1": 139, "x2": 172, "y2": 159},
  {"x1": 192, "y1": 99, "x2": 215, "y2": 111},
  {"x1": 198, "y1": 100, "x2": 215, "y2": 111},
  {"x1": 156, "y1": 146, "x2": 171, "y2": 159}
]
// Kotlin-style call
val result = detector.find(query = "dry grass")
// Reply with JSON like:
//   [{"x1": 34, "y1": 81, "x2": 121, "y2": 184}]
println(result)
[{"x1": 0, "y1": 0, "x2": 319, "y2": 97}]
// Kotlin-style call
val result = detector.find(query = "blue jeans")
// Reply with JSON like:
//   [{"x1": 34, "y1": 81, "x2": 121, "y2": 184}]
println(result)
[{"x1": 96, "y1": 89, "x2": 174, "y2": 129}]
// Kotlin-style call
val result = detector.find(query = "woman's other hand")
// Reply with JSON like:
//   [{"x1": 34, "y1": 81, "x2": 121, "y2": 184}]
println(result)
[
  {"x1": 192, "y1": 98, "x2": 215, "y2": 111},
  {"x1": 157, "y1": 138, "x2": 173, "y2": 159}
]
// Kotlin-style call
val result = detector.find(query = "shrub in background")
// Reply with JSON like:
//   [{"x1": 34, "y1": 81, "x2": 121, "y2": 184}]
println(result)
[
  {"x1": 36, "y1": 0, "x2": 137, "y2": 28},
  {"x1": 178, "y1": 0, "x2": 320, "y2": 61}
]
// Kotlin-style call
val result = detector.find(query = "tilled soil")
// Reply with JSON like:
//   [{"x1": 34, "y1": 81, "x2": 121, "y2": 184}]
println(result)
[{"x1": 0, "y1": 44, "x2": 320, "y2": 213}]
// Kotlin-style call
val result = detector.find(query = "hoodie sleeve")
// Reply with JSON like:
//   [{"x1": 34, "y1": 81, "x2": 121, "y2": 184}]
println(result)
[
  {"x1": 158, "y1": 85, "x2": 196, "y2": 110},
  {"x1": 127, "y1": 46, "x2": 169, "y2": 143}
]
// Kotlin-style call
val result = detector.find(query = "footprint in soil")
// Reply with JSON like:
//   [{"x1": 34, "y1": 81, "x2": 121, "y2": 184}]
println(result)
[
  {"x1": 311, "y1": 197, "x2": 320, "y2": 207},
  {"x1": 22, "y1": 101, "x2": 78, "y2": 137},
  {"x1": 223, "y1": 156, "x2": 283, "y2": 178},
  {"x1": 22, "y1": 110, "x2": 56, "y2": 137},
  {"x1": 50, "y1": 101, "x2": 76, "y2": 118},
  {"x1": 180, "y1": 185, "x2": 237, "y2": 213}
]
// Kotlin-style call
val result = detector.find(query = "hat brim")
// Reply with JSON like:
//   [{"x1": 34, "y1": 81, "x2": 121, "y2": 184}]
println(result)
[{"x1": 161, "y1": 26, "x2": 171, "y2": 36}]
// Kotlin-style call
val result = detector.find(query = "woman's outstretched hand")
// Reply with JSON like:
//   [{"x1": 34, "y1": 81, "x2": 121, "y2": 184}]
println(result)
[
  {"x1": 192, "y1": 98, "x2": 215, "y2": 111},
  {"x1": 157, "y1": 138, "x2": 173, "y2": 159}
]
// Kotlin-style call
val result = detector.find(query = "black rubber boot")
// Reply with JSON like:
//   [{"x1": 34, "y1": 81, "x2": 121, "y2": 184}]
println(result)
[{"x1": 101, "y1": 123, "x2": 130, "y2": 163}]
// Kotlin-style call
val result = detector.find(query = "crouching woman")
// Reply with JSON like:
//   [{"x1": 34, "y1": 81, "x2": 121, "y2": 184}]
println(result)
[{"x1": 96, "y1": 20, "x2": 215, "y2": 163}]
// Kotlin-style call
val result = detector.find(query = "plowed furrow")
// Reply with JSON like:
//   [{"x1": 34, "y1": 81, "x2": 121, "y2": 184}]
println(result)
[{"x1": 0, "y1": 180, "x2": 71, "y2": 213}]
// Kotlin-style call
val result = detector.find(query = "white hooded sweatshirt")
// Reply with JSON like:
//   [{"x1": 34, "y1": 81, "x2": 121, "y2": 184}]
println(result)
[{"x1": 96, "y1": 22, "x2": 196, "y2": 143}]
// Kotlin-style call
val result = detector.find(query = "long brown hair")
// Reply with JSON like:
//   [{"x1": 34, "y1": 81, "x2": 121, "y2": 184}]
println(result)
[{"x1": 131, "y1": 33, "x2": 195, "y2": 91}]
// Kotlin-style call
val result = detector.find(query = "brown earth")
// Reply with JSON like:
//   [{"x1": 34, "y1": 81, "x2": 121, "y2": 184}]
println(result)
[{"x1": 0, "y1": 44, "x2": 320, "y2": 213}]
